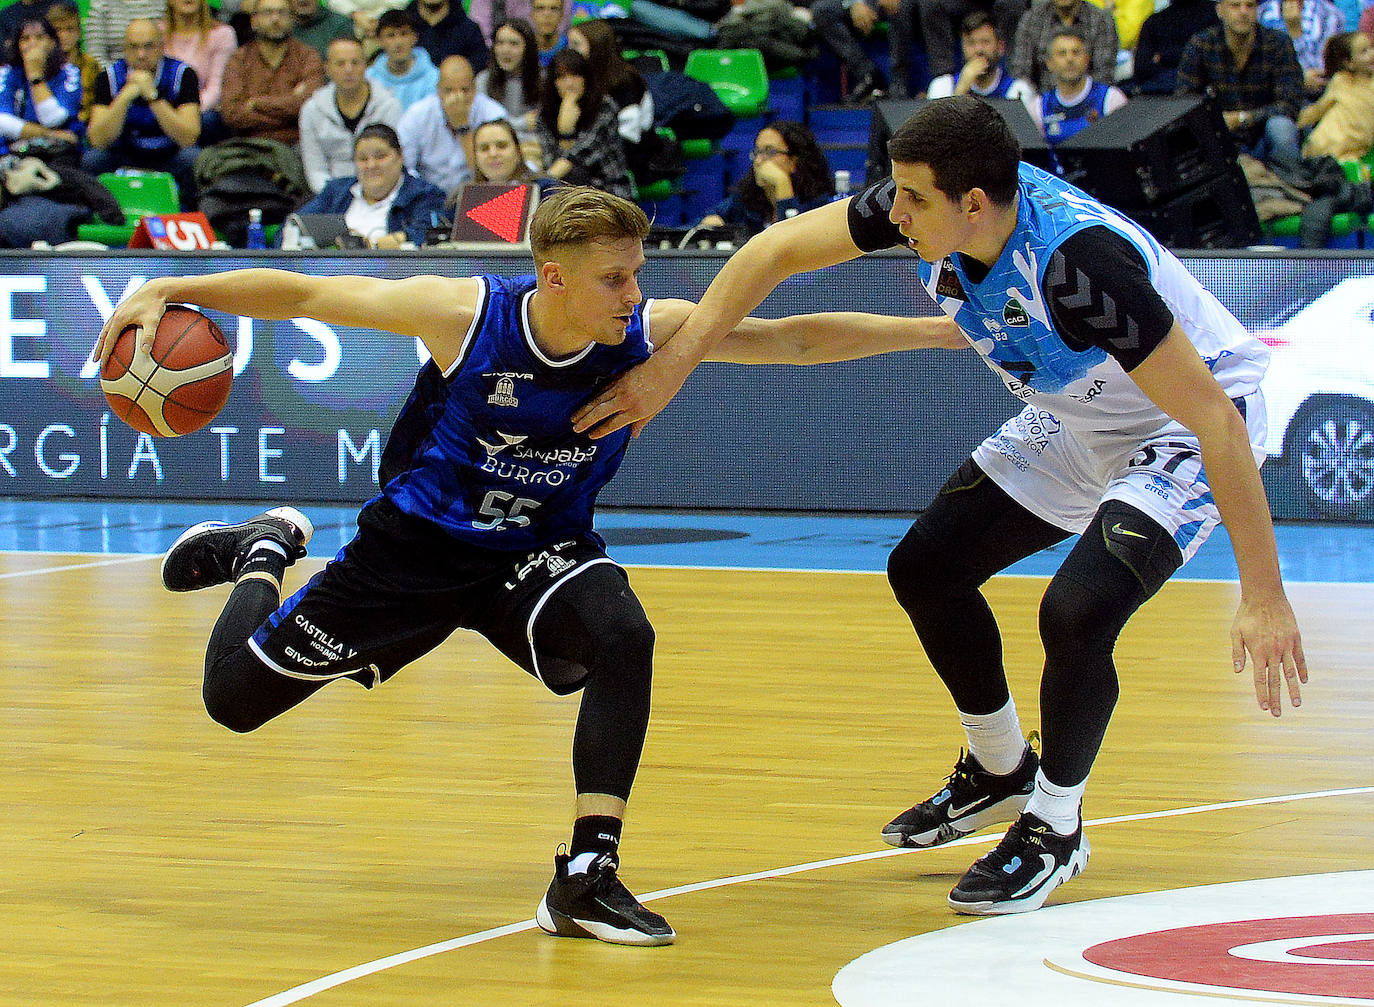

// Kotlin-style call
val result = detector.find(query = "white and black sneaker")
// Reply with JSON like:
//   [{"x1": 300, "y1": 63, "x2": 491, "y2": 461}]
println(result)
[
  {"x1": 161, "y1": 507, "x2": 312, "y2": 592},
  {"x1": 535, "y1": 848, "x2": 675, "y2": 947},
  {"x1": 881, "y1": 740, "x2": 1038, "y2": 848},
  {"x1": 947, "y1": 811, "x2": 1089, "y2": 915}
]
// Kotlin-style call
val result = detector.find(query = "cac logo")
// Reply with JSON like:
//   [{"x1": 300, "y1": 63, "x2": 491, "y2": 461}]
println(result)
[{"x1": 1003, "y1": 297, "x2": 1030, "y2": 327}]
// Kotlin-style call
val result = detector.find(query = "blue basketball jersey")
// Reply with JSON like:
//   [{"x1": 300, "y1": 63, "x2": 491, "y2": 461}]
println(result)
[
  {"x1": 104, "y1": 57, "x2": 193, "y2": 154},
  {"x1": 378, "y1": 273, "x2": 653, "y2": 552},
  {"x1": 1040, "y1": 80, "x2": 1113, "y2": 145}
]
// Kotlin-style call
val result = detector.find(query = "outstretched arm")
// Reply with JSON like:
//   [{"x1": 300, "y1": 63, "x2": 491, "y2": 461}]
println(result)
[
  {"x1": 1128, "y1": 326, "x2": 1307, "y2": 716},
  {"x1": 649, "y1": 298, "x2": 967, "y2": 364},
  {"x1": 573, "y1": 198, "x2": 866, "y2": 438},
  {"x1": 92, "y1": 268, "x2": 480, "y2": 372}
]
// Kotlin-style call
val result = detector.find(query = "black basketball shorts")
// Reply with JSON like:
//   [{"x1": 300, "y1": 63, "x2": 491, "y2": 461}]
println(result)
[{"x1": 245, "y1": 498, "x2": 628, "y2": 691}]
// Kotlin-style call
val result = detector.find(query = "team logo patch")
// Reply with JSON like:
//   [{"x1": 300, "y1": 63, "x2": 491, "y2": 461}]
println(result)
[
  {"x1": 936, "y1": 261, "x2": 965, "y2": 300},
  {"x1": 488, "y1": 375, "x2": 519, "y2": 407},
  {"x1": 1003, "y1": 297, "x2": 1030, "y2": 327}
]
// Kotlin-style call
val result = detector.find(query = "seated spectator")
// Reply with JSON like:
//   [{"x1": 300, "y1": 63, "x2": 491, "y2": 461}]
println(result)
[
  {"x1": 1176, "y1": 0, "x2": 1304, "y2": 173},
  {"x1": 567, "y1": 19, "x2": 650, "y2": 145},
  {"x1": 1010, "y1": 0, "x2": 1119, "y2": 92},
  {"x1": 85, "y1": 0, "x2": 167, "y2": 66},
  {"x1": 296, "y1": 121, "x2": 445, "y2": 245},
  {"x1": 44, "y1": 2, "x2": 96, "y2": 125},
  {"x1": 476, "y1": 16, "x2": 541, "y2": 146},
  {"x1": 1030, "y1": 24, "x2": 1127, "y2": 141},
  {"x1": 920, "y1": 0, "x2": 1031, "y2": 82},
  {"x1": 84, "y1": 18, "x2": 201, "y2": 205},
  {"x1": 0, "y1": 15, "x2": 83, "y2": 155},
  {"x1": 0, "y1": 1, "x2": 55, "y2": 50},
  {"x1": 1128, "y1": 0, "x2": 1217, "y2": 94},
  {"x1": 300, "y1": 37, "x2": 401, "y2": 192},
  {"x1": 533, "y1": 48, "x2": 631, "y2": 197},
  {"x1": 330, "y1": 0, "x2": 408, "y2": 60},
  {"x1": 367, "y1": 9, "x2": 440, "y2": 110},
  {"x1": 811, "y1": 0, "x2": 920, "y2": 100},
  {"x1": 469, "y1": 115, "x2": 538, "y2": 181},
  {"x1": 1260, "y1": 0, "x2": 1345, "y2": 93},
  {"x1": 292, "y1": 0, "x2": 355, "y2": 57},
  {"x1": 1299, "y1": 29, "x2": 1374, "y2": 158},
  {"x1": 221, "y1": 0, "x2": 325, "y2": 145},
  {"x1": 693, "y1": 121, "x2": 833, "y2": 236},
  {"x1": 162, "y1": 0, "x2": 238, "y2": 146},
  {"x1": 405, "y1": 0, "x2": 489, "y2": 69},
  {"x1": 397, "y1": 53, "x2": 508, "y2": 192},
  {"x1": 530, "y1": 0, "x2": 567, "y2": 64},
  {"x1": 927, "y1": 10, "x2": 1037, "y2": 111}
]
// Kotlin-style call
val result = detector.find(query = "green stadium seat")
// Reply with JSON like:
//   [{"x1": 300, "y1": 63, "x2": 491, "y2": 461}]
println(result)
[
  {"x1": 76, "y1": 171, "x2": 180, "y2": 247},
  {"x1": 685, "y1": 48, "x2": 769, "y2": 118}
]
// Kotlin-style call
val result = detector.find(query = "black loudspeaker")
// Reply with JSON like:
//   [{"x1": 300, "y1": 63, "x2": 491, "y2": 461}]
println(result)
[
  {"x1": 1054, "y1": 96, "x2": 1237, "y2": 207},
  {"x1": 982, "y1": 98, "x2": 1056, "y2": 174},
  {"x1": 1127, "y1": 163, "x2": 1261, "y2": 249},
  {"x1": 866, "y1": 97, "x2": 1056, "y2": 181}
]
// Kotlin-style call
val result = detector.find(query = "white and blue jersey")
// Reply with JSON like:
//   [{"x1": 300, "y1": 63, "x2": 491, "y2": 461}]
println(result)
[
  {"x1": 849, "y1": 163, "x2": 1270, "y2": 560},
  {"x1": 1040, "y1": 80, "x2": 1113, "y2": 144},
  {"x1": 377, "y1": 273, "x2": 653, "y2": 553},
  {"x1": 0, "y1": 62, "x2": 84, "y2": 151}
]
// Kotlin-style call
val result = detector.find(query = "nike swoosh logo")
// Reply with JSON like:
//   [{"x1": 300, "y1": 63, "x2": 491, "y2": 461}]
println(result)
[
  {"x1": 1110, "y1": 522, "x2": 1147, "y2": 540},
  {"x1": 1013, "y1": 854, "x2": 1059, "y2": 897},
  {"x1": 948, "y1": 799, "x2": 986, "y2": 818}
]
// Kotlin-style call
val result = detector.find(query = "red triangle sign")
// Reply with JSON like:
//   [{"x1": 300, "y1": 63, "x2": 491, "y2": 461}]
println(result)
[{"x1": 466, "y1": 184, "x2": 528, "y2": 242}]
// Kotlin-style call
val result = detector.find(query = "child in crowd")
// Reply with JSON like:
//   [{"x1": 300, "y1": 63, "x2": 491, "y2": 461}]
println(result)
[{"x1": 1299, "y1": 30, "x2": 1374, "y2": 160}]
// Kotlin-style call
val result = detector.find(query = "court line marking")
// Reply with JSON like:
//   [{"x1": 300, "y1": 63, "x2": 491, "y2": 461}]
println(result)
[
  {"x1": 1041, "y1": 957, "x2": 1370, "y2": 1006},
  {"x1": 242, "y1": 786, "x2": 1374, "y2": 1007},
  {"x1": 0, "y1": 554, "x2": 156, "y2": 580}
]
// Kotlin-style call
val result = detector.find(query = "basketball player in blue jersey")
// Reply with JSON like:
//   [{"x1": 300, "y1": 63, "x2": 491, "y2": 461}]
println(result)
[
  {"x1": 91, "y1": 186, "x2": 964, "y2": 946},
  {"x1": 572, "y1": 97, "x2": 1309, "y2": 915}
]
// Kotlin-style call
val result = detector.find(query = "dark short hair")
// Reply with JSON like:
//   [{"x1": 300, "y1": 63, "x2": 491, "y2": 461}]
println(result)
[
  {"x1": 959, "y1": 10, "x2": 998, "y2": 37},
  {"x1": 375, "y1": 9, "x2": 417, "y2": 34},
  {"x1": 888, "y1": 95, "x2": 1020, "y2": 206},
  {"x1": 1324, "y1": 30, "x2": 1358, "y2": 76},
  {"x1": 1048, "y1": 24, "x2": 1089, "y2": 48},
  {"x1": 354, "y1": 122, "x2": 402, "y2": 156}
]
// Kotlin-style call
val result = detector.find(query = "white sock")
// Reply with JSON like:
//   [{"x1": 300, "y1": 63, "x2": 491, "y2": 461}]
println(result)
[
  {"x1": 959, "y1": 698, "x2": 1025, "y2": 776},
  {"x1": 1024, "y1": 769, "x2": 1086, "y2": 836}
]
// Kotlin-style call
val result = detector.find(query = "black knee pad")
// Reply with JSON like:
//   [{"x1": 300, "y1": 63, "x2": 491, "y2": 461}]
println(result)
[{"x1": 1096, "y1": 499, "x2": 1183, "y2": 596}]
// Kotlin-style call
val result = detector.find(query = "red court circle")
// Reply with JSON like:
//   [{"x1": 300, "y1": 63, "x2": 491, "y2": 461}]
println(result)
[{"x1": 1084, "y1": 913, "x2": 1374, "y2": 999}]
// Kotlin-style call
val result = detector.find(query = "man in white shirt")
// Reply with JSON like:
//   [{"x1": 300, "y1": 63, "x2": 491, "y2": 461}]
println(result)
[
  {"x1": 926, "y1": 10, "x2": 1038, "y2": 114},
  {"x1": 396, "y1": 53, "x2": 506, "y2": 193},
  {"x1": 300, "y1": 36, "x2": 402, "y2": 192}
]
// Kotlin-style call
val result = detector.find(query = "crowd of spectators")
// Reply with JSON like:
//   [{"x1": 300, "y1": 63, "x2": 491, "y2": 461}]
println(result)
[{"x1": 0, "y1": 0, "x2": 1368, "y2": 248}]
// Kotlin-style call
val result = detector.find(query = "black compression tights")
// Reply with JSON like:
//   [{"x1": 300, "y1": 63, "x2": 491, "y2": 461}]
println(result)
[{"x1": 887, "y1": 459, "x2": 1181, "y2": 788}]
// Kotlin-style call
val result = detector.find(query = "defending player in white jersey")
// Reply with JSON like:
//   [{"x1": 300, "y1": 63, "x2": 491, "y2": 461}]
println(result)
[{"x1": 572, "y1": 96, "x2": 1307, "y2": 916}]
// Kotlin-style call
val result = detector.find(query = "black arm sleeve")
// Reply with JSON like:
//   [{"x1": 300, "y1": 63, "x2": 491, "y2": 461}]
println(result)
[
  {"x1": 1043, "y1": 227, "x2": 1175, "y2": 372},
  {"x1": 846, "y1": 176, "x2": 908, "y2": 252}
]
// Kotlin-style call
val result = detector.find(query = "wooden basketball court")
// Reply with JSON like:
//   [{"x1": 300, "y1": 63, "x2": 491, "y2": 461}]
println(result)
[{"x1": 0, "y1": 553, "x2": 1368, "y2": 1006}]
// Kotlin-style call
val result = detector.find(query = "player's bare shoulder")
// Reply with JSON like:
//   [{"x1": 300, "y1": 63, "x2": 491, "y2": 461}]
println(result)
[{"x1": 401, "y1": 275, "x2": 483, "y2": 370}]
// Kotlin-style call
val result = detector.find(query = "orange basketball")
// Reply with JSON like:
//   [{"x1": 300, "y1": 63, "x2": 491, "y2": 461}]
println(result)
[{"x1": 100, "y1": 305, "x2": 233, "y2": 437}]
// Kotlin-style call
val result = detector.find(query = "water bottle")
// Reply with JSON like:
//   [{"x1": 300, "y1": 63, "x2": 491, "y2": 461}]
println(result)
[
  {"x1": 833, "y1": 169, "x2": 851, "y2": 201},
  {"x1": 245, "y1": 207, "x2": 266, "y2": 250},
  {"x1": 279, "y1": 213, "x2": 301, "y2": 251}
]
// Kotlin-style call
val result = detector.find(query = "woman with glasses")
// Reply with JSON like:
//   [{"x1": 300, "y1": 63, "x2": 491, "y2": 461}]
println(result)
[{"x1": 693, "y1": 121, "x2": 834, "y2": 238}]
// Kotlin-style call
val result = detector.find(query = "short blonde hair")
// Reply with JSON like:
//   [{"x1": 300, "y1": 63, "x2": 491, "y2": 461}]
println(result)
[{"x1": 529, "y1": 186, "x2": 649, "y2": 266}]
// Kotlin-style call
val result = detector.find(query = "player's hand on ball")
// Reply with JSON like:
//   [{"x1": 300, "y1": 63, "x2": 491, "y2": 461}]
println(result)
[{"x1": 93, "y1": 279, "x2": 169, "y2": 368}]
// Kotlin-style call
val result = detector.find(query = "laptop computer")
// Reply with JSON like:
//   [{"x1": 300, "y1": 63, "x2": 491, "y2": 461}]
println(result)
[
  {"x1": 445, "y1": 181, "x2": 540, "y2": 251},
  {"x1": 283, "y1": 212, "x2": 352, "y2": 250}
]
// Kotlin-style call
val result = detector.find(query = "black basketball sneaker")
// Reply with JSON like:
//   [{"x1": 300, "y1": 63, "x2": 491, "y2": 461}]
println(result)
[
  {"x1": 161, "y1": 507, "x2": 312, "y2": 592},
  {"x1": 536, "y1": 847, "x2": 675, "y2": 947},
  {"x1": 881, "y1": 739, "x2": 1039, "y2": 848},
  {"x1": 947, "y1": 811, "x2": 1090, "y2": 914}
]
